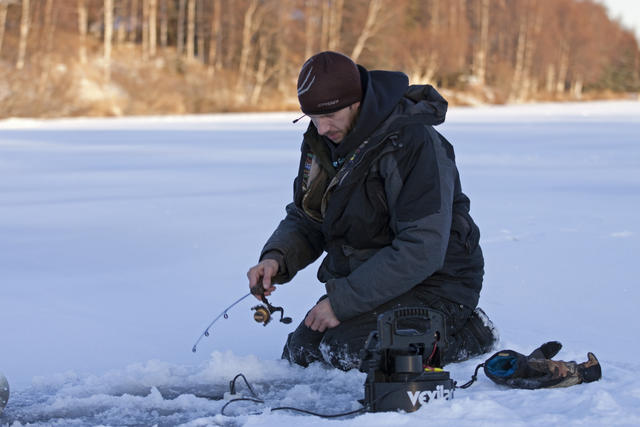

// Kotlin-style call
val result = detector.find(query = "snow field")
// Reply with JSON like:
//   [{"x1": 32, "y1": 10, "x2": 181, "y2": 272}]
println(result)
[{"x1": 1, "y1": 100, "x2": 639, "y2": 425}]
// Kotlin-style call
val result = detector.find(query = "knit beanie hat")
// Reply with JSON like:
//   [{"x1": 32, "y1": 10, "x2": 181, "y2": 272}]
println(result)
[{"x1": 297, "y1": 51, "x2": 363, "y2": 115}]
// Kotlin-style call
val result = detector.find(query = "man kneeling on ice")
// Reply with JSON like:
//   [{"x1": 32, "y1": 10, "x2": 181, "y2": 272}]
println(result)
[{"x1": 247, "y1": 51, "x2": 498, "y2": 370}]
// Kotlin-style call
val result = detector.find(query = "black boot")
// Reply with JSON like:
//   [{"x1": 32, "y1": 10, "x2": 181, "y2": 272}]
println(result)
[
  {"x1": 444, "y1": 307, "x2": 499, "y2": 363},
  {"x1": 281, "y1": 323, "x2": 325, "y2": 367}
]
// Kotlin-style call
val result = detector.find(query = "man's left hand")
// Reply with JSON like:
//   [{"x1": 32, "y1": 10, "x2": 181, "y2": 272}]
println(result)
[{"x1": 304, "y1": 298, "x2": 340, "y2": 332}]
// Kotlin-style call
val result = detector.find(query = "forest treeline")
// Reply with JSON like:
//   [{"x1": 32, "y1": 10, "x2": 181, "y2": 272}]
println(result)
[{"x1": 0, "y1": 0, "x2": 639, "y2": 118}]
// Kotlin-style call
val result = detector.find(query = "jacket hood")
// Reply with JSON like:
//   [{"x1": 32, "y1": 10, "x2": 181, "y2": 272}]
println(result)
[
  {"x1": 400, "y1": 84, "x2": 448, "y2": 126},
  {"x1": 332, "y1": 66, "x2": 409, "y2": 161},
  {"x1": 304, "y1": 66, "x2": 449, "y2": 165}
]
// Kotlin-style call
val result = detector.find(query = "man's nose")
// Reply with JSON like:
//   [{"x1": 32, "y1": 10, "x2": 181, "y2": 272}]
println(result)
[{"x1": 315, "y1": 119, "x2": 331, "y2": 135}]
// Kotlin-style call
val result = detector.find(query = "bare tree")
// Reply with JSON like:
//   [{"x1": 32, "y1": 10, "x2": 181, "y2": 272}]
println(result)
[
  {"x1": 304, "y1": 0, "x2": 315, "y2": 59},
  {"x1": 509, "y1": 2, "x2": 529, "y2": 101},
  {"x1": 521, "y1": 4, "x2": 542, "y2": 98},
  {"x1": 236, "y1": 0, "x2": 260, "y2": 93},
  {"x1": 208, "y1": 0, "x2": 222, "y2": 75},
  {"x1": 38, "y1": 0, "x2": 55, "y2": 89},
  {"x1": 105, "y1": 0, "x2": 113, "y2": 82},
  {"x1": 128, "y1": 0, "x2": 138, "y2": 42},
  {"x1": 400, "y1": 0, "x2": 439, "y2": 85},
  {"x1": 43, "y1": 0, "x2": 55, "y2": 54},
  {"x1": 328, "y1": 0, "x2": 344, "y2": 51},
  {"x1": 177, "y1": 0, "x2": 186, "y2": 55},
  {"x1": 320, "y1": 0, "x2": 330, "y2": 50},
  {"x1": 555, "y1": 41, "x2": 569, "y2": 93},
  {"x1": 142, "y1": 0, "x2": 149, "y2": 59},
  {"x1": 350, "y1": 0, "x2": 383, "y2": 62},
  {"x1": 116, "y1": 0, "x2": 127, "y2": 44},
  {"x1": 149, "y1": 0, "x2": 157, "y2": 56},
  {"x1": 0, "y1": 0, "x2": 18, "y2": 58},
  {"x1": 250, "y1": 31, "x2": 271, "y2": 104},
  {"x1": 16, "y1": 0, "x2": 30, "y2": 69},
  {"x1": 0, "y1": 3, "x2": 6, "y2": 57},
  {"x1": 186, "y1": 0, "x2": 195, "y2": 60},
  {"x1": 249, "y1": 4, "x2": 281, "y2": 105},
  {"x1": 197, "y1": 0, "x2": 206, "y2": 62},
  {"x1": 159, "y1": 0, "x2": 168, "y2": 47},
  {"x1": 276, "y1": 0, "x2": 291, "y2": 93},
  {"x1": 78, "y1": 0, "x2": 87, "y2": 63},
  {"x1": 447, "y1": 0, "x2": 469, "y2": 71},
  {"x1": 473, "y1": 0, "x2": 490, "y2": 85}
]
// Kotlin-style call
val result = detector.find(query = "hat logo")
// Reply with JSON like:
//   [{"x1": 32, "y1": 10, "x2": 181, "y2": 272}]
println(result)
[
  {"x1": 317, "y1": 99, "x2": 339, "y2": 108},
  {"x1": 297, "y1": 66, "x2": 315, "y2": 96}
]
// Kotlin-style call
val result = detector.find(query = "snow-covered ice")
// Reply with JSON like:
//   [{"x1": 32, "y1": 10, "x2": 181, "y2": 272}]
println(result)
[{"x1": 1, "y1": 100, "x2": 639, "y2": 425}]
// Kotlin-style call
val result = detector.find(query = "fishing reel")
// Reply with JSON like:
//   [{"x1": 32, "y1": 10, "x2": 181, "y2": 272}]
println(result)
[
  {"x1": 250, "y1": 285, "x2": 292, "y2": 326},
  {"x1": 192, "y1": 284, "x2": 293, "y2": 353}
]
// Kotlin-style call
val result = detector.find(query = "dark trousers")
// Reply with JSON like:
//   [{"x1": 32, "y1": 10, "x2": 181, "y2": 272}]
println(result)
[{"x1": 281, "y1": 285, "x2": 495, "y2": 370}]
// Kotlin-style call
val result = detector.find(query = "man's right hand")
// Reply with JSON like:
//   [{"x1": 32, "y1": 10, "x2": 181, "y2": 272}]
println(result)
[{"x1": 247, "y1": 259, "x2": 279, "y2": 299}]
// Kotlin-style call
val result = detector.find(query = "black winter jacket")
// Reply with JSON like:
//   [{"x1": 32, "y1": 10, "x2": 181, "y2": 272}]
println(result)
[{"x1": 261, "y1": 67, "x2": 484, "y2": 321}]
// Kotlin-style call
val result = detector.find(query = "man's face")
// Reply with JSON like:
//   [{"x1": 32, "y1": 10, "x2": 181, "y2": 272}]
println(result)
[{"x1": 309, "y1": 102, "x2": 360, "y2": 143}]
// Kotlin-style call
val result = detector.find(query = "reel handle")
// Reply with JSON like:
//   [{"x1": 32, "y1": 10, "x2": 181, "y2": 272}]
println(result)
[{"x1": 250, "y1": 283, "x2": 292, "y2": 326}]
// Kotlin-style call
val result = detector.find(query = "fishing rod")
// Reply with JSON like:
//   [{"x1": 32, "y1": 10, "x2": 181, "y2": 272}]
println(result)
[{"x1": 192, "y1": 285, "x2": 292, "y2": 353}]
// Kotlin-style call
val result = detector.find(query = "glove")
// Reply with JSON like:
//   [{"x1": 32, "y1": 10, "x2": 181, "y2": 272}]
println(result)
[{"x1": 483, "y1": 341, "x2": 601, "y2": 389}]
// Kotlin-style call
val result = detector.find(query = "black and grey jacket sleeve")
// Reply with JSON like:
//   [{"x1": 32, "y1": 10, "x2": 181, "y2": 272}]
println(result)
[
  {"x1": 260, "y1": 200, "x2": 326, "y2": 284},
  {"x1": 326, "y1": 124, "x2": 456, "y2": 320}
]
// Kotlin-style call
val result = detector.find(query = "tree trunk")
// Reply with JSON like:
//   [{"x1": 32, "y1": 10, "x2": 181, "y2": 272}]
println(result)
[
  {"x1": 509, "y1": 11, "x2": 527, "y2": 102},
  {"x1": 546, "y1": 64, "x2": 556, "y2": 94},
  {"x1": 0, "y1": 2, "x2": 7, "y2": 57},
  {"x1": 16, "y1": 0, "x2": 30, "y2": 69},
  {"x1": 207, "y1": 0, "x2": 222, "y2": 75},
  {"x1": 351, "y1": 0, "x2": 382, "y2": 63},
  {"x1": 177, "y1": 0, "x2": 185, "y2": 55},
  {"x1": 116, "y1": 0, "x2": 126, "y2": 44},
  {"x1": 250, "y1": 34, "x2": 269, "y2": 105},
  {"x1": 320, "y1": 0, "x2": 330, "y2": 51},
  {"x1": 78, "y1": 0, "x2": 87, "y2": 63},
  {"x1": 43, "y1": 0, "x2": 54, "y2": 52},
  {"x1": 408, "y1": 53, "x2": 438, "y2": 85},
  {"x1": 473, "y1": 0, "x2": 490, "y2": 85},
  {"x1": 142, "y1": 0, "x2": 149, "y2": 59},
  {"x1": 328, "y1": 0, "x2": 343, "y2": 51},
  {"x1": 159, "y1": 0, "x2": 167, "y2": 47},
  {"x1": 197, "y1": 0, "x2": 205, "y2": 62},
  {"x1": 304, "y1": 0, "x2": 314, "y2": 59},
  {"x1": 456, "y1": 0, "x2": 467, "y2": 69},
  {"x1": 429, "y1": 0, "x2": 439, "y2": 31},
  {"x1": 105, "y1": 0, "x2": 113, "y2": 82},
  {"x1": 276, "y1": 0, "x2": 290, "y2": 94},
  {"x1": 519, "y1": 4, "x2": 541, "y2": 100},
  {"x1": 448, "y1": 0, "x2": 458, "y2": 34},
  {"x1": 186, "y1": 0, "x2": 195, "y2": 60},
  {"x1": 39, "y1": 0, "x2": 54, "y2": 89},
  {"x1": 571, "y1": 75, "x2": 583, "y2": 99},
  {"x1": 128, "y1": 0, "x2": 138, "y2": 42},
  {"x1": 556, "y1": 42, "x2": 569, "y2": 94},
  {"x1": 236, "y1": 0, "x2": 259, "y2": 95},
  {"x1": 149, "y1": 0, "x2": 156, "y2": 56}
]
